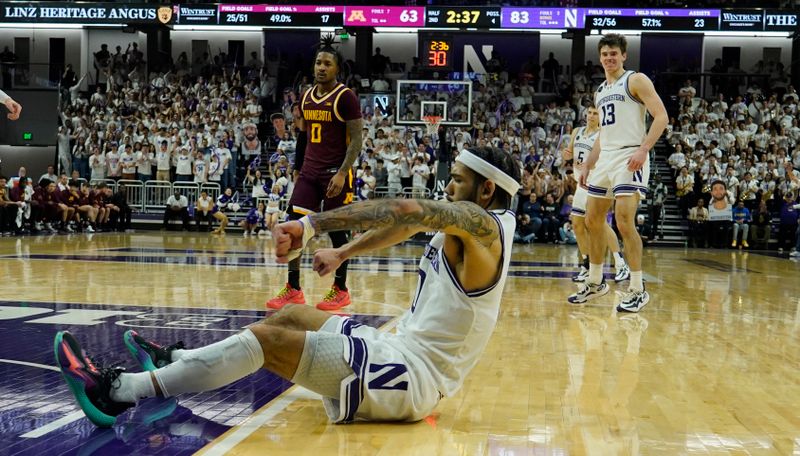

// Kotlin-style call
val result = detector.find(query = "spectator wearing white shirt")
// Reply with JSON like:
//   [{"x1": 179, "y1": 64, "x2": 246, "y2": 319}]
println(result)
[
  {"x1": 371, "y1": 77, "x2": 390, "y2": 92},
  {"x1": 163, "y1": 189, "x2": 189, "y2": 230},
  {"x1": 193, "y1": 152, "x2": 208, "y2": 184},
  {"x1": 155, "y1": 141, "x2": 172, "y2": 181},
  {"x1": 215, "y1": 140, "x2": 233, "y2": 190},
  {"x1": 119, "y1": 145, "x2": 137, "y2": 180},
  {"x1": 106, "y1": 147, "x2": 121, "y2": 180},
  {"x1": 175, "y1": 147, "x2": 194, "y2": 182},
  {"x1": 40, "y1": 165, "x2": 58, "y2": 186},
  {"x1": 137, "y1": 144, "x2": 154, "y2": 182},
  {"x1": 411, "y1": 156, "x2": 429, "y2": 191}
]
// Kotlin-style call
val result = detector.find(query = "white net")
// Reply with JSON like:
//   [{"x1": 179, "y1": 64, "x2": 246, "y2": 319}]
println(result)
[{"x1": 423, "y1": 116, "x2": 442, "y2": 135}]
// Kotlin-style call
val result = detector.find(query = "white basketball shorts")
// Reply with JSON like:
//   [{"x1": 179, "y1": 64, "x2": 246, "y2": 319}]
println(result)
[
  {"x1": 587, "y1": 146, "x2": 649, "y2": 199},
  {"x1": 318, "y1": 315, "x2": 441, "y2": 423},
  {"x1": 571, "y1": 184, "x2": 589, "y2": 217}
]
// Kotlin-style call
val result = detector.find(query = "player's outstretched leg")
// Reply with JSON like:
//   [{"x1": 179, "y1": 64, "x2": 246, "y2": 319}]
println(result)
[
  {"x1": 124, "y1": 330, "x2": 185, "y2": 371},
  {"x1": 54, "y1": 331, "x2": 134, "y2": 427}
]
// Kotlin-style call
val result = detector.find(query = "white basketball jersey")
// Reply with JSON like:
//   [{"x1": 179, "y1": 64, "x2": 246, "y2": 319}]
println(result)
[
  {"x1": 571, "y1": 126, "x2": 599, "y2": 182},
  {"x1": 392, "y1": 210, "x2": 516, "y2": 397},
  {"x1": 594, "y1": 70, "x2": 647, "y2": 151}
]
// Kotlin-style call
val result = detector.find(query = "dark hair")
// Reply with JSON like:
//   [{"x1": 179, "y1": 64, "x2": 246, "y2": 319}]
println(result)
[
  {"x1": 463, "y1": 146, "x2": 521, "y2": 210},
  {"x1": 598, "y1": 33, "x2": 627, "y2": 54},
  {"x1": 315, "y1": 34, "x2": 343, "y2": 72},
  {"x1": 710, "y1": 179, "x2": 726, "y2": 190}
]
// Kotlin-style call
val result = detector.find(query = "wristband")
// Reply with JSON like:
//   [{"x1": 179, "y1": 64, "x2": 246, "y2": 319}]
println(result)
[{"x1": 285, "y1": 215, "x2": 316, "y2": 261}]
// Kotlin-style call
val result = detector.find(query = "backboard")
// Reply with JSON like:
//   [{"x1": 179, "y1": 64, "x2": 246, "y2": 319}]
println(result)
[{"x1": 395, "y1": 80, "x2": 472, "y2": 127}]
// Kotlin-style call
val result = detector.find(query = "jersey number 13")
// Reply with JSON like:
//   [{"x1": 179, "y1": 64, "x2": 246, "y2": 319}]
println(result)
[{"x1": 601, "y1": 104, "x2": 616, "y2": 127}]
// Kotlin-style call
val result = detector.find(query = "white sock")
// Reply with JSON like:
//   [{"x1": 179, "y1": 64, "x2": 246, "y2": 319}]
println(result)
[
  {"x1": 630, "y1": 271, "x2": 643, "y2": 292},
  {"x1": 111, "y1": 371, "x2": 156, "y2": 403},
  {"x1": 613, "y1": 252, "x2": 625, "y2": 270},
  {"x1": 589, "y1": 263, "x2": 603, "y2": 285},
  {"x1": 114, "y1": 330, "x2": 264, "y2": 401}
]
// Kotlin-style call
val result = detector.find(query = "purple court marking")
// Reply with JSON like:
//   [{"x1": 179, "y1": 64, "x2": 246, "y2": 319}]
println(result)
[{"x1": 0, "y1": 301, "x2": 391, "y2": 455}]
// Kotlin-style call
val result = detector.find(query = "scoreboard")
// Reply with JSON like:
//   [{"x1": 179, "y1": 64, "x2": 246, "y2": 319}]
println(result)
[
  {"x1": 1, "y1": 3, "x2": 798, "y2": 32},
  {"x1": 586, "y1": 9, "x2": 719, "y2": 31},
  {"x1": 217, "y1": 4, "x2": 343, "y2": 27}
]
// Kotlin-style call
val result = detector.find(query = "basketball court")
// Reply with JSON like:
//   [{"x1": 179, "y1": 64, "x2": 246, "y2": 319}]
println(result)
[{"x1": 1, "y1": 232, "x2": 799, "y2": 454}]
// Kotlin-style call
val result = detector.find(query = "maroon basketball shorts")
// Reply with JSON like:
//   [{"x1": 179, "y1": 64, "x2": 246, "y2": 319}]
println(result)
[{"x1": 289, "y1": 169, "x2": 354, "y2": 215}]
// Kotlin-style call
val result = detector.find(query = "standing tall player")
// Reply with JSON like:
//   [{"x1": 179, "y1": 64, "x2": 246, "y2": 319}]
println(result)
[
  {"x1": 571, "y1": 34, "x2": 667, "y2": 313},
  {"x1": 266, "y1": 36, "x2": 363, "y2": 311},
  {"x1": 563, "y1": 106, "x2": 629, "y2": 284}
]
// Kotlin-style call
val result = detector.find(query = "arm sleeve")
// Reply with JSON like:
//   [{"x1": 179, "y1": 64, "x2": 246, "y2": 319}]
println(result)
[
  {"x1": 294, "y1": 131, "x2": 306, "y2": 172},
  {"x1": 0, "y1": 89, "x2": 9, "y2": 103}
]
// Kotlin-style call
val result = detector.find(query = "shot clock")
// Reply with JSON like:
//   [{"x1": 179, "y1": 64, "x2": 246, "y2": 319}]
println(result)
[{"x1": 421, "y1": 38, "x2": 453, "y2": 70}]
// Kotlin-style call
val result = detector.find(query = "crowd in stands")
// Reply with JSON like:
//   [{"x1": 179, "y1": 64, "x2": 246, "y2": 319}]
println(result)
[
  {"x1": 666, "y1": 78, "x2": 800, "y2": 254},
  {"x1": 2, "y1": 40, "x2": 799, "y2": 256}
]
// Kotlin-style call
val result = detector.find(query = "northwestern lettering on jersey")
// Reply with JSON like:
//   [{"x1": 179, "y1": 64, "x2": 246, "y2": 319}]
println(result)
[
  {"x1": 597, "y1": 93, "x2": 625, "y2": 106},
  {"x1": 423, "y1": 244, "x2": 439, "y2": 272},
  {"x1": 304, "y1": 109, "x2": 333, "y2": 122}
]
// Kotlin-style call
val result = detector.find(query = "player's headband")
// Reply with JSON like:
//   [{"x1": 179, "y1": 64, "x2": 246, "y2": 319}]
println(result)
[{"x1": 456, "y1": 150, "x2": 521, "y2": 196}]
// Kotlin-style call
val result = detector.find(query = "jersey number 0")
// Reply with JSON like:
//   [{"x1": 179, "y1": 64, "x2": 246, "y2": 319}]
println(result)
[{"x1": 310, "y1": 123, "x2": 322, "y2": 143}]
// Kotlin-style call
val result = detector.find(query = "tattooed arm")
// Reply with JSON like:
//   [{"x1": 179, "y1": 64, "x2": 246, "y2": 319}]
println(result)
[
  {"x1": 325, "y1": 118, "x2": 363, "y2": 198},
  {"x1": 301, "y1": 198, "x2": 503, "y2": 290},
  {"x1": 338, "y1": 118, "x2": 363, "y2": 175},
  {"x1": 308, "y1": 199, "x2": 498, "y2": 245}
]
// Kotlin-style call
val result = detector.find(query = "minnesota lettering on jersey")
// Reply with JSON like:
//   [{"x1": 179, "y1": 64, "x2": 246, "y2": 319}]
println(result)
[{"x1": 304, "y1": 110, "x2": 333, "y2": 122}]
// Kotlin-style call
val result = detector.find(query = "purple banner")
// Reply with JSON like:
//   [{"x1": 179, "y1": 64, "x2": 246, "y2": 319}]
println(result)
[{"x1": 584, "y1": 8, "x2": 719, "y2": 18}]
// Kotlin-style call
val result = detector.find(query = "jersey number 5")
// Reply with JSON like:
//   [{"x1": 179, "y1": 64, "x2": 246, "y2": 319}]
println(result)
[
  {"x1": 310, "y1": 123, "x2": 322, "y2": 143},
  {"x1": 601, "y1": 104, "x2": 616, "y2": 127}
]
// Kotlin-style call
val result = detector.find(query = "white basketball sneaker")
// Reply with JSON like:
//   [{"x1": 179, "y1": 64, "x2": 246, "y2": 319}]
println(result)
[
  {"x1": 614, "y1": 264, "x2": 631, "y2": 282},
  {"x1": 616, "y1": 286, "x2": 650, "y2": 313},
  {"x1": 567, "y1": 280, "x2": 610, "y2": 304}
]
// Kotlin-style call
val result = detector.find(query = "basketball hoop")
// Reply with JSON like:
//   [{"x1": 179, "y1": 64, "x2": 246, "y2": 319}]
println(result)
[{"x1": 423, "y1": 115, "x2": 442, "y2": 135}]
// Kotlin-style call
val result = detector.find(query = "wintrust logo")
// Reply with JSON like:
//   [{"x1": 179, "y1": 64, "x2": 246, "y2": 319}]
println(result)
[
  {"x1": 722, "y1": 13, "x2": 761, "y2": 22},
  {"x1": 720, "y1": 10, "x2": 763, "y2": 30}
]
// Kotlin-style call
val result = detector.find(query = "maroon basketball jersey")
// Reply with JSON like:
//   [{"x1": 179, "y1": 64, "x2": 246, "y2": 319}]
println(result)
[{"x1": 300, "y1": 83, "x2": 361, "y2": 175}]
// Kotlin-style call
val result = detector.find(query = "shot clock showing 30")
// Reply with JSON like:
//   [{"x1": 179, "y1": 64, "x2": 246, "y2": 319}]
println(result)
[
  {"x1": 425, "y1": 6, "x2": 501, "y2": 28},
  {"x1": 422, "y1": 39, "x2": 452, "y2": 69},
  {"x1": 344, "y1": 6, "x2": 424, "y2": 27}
]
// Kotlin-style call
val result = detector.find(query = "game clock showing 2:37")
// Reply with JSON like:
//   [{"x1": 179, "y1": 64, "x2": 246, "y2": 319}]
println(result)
[
  {"x1": 421, "y1": 39, "x2": 453, "y2": 70},
  {"x1": 425, "y1": 6, "x2": 501, "y2": 28}
]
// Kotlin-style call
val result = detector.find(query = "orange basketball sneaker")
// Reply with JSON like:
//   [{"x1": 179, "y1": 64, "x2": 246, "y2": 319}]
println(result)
[
  {"x1": 266, "y1": 283, "x2": 306, "y2": 310},
  {"x1": 316, "y1": 284, "x2": 351, "y2": 311}
]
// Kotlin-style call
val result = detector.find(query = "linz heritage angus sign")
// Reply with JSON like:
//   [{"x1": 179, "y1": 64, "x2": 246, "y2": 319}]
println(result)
[{"x1": 0, "y1": 3, "x2": 175, "y2": 24}]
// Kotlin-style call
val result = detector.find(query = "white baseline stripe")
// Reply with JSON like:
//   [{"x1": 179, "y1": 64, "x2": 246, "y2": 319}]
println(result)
[
  {"x1": 0, "y1": 359, "x2": 59, "y2": 371},
  {"x1": 20, "y1": 411, "x2": 85, "y2": 438},
  {"x1": 0, "y1": 359, "x2": 87, "y2": 439},
  {"x1": 200, "y1": 387, "x2": 319, "y2": 456}
]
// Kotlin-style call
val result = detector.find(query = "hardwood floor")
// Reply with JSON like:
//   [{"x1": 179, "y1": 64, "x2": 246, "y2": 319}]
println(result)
[{"x1": 1, "y1": 232, "x2": 798, "y2": 455}]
